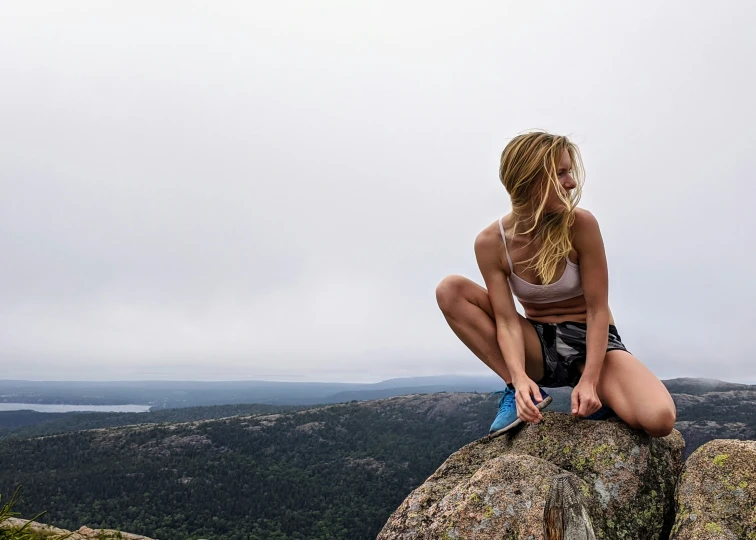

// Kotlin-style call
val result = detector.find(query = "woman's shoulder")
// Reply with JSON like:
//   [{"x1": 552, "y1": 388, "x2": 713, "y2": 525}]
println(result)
[
  {"x1": 572, "y1": 207, "x2": 601, "y2": 233},
  {"x1": 475, "y1": 214, "x2": 513, "y2": 245},
  {"x1": 571, "y1": 208, "x2": 603, "y2": 249},
  {"x1": 475, "y1": 218, "x2": 502, "y2": 248},
  {"x1": 474, "y1": 217, "x2": 510, "y2": 274},
  {"x1": 474, "y1": 215, "x2": 511, "y2": 261},
  {"x1": 573, "y1": 207, "x2": 598, "y2": 226}
]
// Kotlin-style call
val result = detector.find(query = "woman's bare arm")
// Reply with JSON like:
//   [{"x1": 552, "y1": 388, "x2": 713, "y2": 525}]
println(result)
[
  {"x1": 474, "y1": 227, "x2": 542, "y2": 422},
  {"x1": 572, "y1": 208, "x2": 610, "y2": 415}
]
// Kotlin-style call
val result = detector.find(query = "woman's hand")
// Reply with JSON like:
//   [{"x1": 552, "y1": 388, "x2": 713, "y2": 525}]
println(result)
[
  {"x1": 571, "y1": 379, "x2": 602, "y2": 417},
  {"x1": 513, "y1": 377, "x2": 545, "y2": 423}
]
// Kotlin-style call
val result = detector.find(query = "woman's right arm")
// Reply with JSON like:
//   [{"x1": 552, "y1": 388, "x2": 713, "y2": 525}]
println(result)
[{"x1": 474, "y1": 230, "x2": 542, "y2": 422}]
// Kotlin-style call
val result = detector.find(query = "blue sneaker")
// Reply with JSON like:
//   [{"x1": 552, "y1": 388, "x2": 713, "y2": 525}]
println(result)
[
  {"x1": 488, "y1": 386, "x2": 552, "y2": 438},
  {"x1": 584, "y1": 405, "x2": 618, "y2": 421}
]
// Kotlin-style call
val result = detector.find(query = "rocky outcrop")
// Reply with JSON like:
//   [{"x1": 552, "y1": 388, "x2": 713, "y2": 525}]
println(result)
[
  {"x1": 1, "y1": 517, "x2": 154, "y2": 539},
  {"x1": 670, "y1": 439, "x2": 756, "y2": 539},
  {"x1": 378, "y1": 411, "x2": 684, "y2": 539}
]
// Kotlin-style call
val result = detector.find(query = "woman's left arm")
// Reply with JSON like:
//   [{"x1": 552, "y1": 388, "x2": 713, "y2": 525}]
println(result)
[{"x1": 572, "y1": 209, "x2": 610, "y2": 416}]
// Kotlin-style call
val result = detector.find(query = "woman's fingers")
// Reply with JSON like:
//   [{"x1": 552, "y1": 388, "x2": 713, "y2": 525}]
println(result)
[
  {"x1": 515, "y1": 388, "x2": 542, "y2": 423},
  {"x1": 571, "y1": 390, "x2": 579, "y2": 415},
  {"x1": 577, "y1": 397, "x2": 588, "y2": 417},
  {"x1": 572, "y1": 385, "x2": 602, "y2": 417},
  {"x1": 578, "y1": 397, "x2": 601, "y2": 417}
]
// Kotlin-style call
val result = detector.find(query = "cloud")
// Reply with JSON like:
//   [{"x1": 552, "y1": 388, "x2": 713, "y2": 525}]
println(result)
[{"x1": 1, "y1": 1, "x2": 754, "y2": 382}]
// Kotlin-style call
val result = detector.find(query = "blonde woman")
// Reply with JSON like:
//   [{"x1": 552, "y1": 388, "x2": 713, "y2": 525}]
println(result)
[{"x1": 436, "y1": 131, "x2": 676, "y2": 438}]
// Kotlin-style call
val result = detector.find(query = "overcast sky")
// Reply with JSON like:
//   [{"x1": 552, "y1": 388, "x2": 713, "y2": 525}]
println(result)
[{"x1": 1, "y1": 2, "x2": 755, "y2": 383}]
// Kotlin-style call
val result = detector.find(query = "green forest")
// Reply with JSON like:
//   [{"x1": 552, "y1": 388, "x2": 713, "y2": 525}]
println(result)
[{"x1": 0, "y1": 394, "x2": 495, "y2": 540}]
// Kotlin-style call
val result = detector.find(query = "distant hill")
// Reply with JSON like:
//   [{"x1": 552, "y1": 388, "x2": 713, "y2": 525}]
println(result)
[
  {"x1": 661, "y1": 377, "x2": 751, "y2": 393},
  {"x1": 1, "y1": 376, "x2": 754, "y2": 458},
  {"x1": 0, "y1": 403, "x2": 301, "y2": 440},
  {"x1": 663, "y1": 378, "x2": 756, "y2": 458},
  {"x1": 0, "y1": 376, "x2": 504, "y2": 408},
  {"x1": 4, "y1": 375, "x2": 751, "y2": 409}
]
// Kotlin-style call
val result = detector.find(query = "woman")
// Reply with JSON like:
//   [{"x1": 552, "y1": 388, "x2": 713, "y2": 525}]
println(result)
[{"x1": 435, "y1": 131, "x2": 676, "y2": 438}]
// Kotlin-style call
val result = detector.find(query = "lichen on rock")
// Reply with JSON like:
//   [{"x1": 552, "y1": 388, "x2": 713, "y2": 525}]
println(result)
[
  {"x1": 670, "y1": 439, "x2": 756, "y2": 539},
  {"x1": 1, "y1": 517, "x2": 154, "y2": 539}
]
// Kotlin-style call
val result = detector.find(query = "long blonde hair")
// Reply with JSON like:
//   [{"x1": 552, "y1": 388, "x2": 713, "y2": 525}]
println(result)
[{"x1": 499, "y1": 131, "x2": 584, "y2": 284}]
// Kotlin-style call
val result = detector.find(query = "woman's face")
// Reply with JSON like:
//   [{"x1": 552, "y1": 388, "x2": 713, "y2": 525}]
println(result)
[{"x1": 543, "y1": 149, "x2": 576, "y2": 213}]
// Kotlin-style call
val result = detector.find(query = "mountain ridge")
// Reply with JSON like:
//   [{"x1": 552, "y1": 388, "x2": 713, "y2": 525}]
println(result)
[{"x1": 2, "y1": 375, "x2": 751, "y2": 409}]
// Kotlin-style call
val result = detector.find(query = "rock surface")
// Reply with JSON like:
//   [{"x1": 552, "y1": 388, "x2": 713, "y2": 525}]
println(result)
[
  {"x1": 378, "y1": 411, "x2": 684, "y2": 540},
  {"x1": 670, "y1": 439, "x2": 756, "y2": 539},
  {"x1": 416, "y1": 454, "x2": 600, "y2": 539},
  {"x1": 1, "y1": 517, "x2": 154, "y2": 539}
]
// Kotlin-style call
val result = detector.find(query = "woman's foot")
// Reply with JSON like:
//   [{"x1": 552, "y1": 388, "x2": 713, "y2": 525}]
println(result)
[
  {"x1": 488, "y1": 386, "x2": 552, "y2": 438},
  {"x1": 583, "y1": 405, "x2": 618, "y2": 420}
]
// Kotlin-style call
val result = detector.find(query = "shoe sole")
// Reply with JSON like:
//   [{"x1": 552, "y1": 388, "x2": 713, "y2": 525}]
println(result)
[
  {"x1": 584, "y1": 408, "x2": 618, "y2": 421},
  {"x1": 487, "y1": 395, "x2": 553, "y2": 439}
]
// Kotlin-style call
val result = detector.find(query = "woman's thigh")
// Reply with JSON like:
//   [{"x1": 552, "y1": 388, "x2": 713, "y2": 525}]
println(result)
[
  {"x1": 594, "y1": 349, "x2": 677, "y2": 433},
  {"x1": 462, "y1": 278, "x2": 546, "y2": 382}
]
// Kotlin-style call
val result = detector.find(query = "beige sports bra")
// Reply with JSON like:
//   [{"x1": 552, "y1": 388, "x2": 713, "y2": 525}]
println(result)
[{"x1": 499, "y1": 217, "x2": 584, "y2": 304}]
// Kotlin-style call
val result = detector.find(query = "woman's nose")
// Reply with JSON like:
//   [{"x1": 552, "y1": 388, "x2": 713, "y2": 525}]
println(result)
[{"x1": 562, "y1": 175, "x2": 576, "y2": 191}]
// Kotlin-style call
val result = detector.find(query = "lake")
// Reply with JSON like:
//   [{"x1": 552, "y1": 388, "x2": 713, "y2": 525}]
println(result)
[{"x1": 0, "y1": 403, "x2": 151, "y2": 413}]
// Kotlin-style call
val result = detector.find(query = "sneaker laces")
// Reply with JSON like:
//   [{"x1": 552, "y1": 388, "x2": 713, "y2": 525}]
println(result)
[{"x1": 487, "y1": 388, "x2": 516, "y2": 412}]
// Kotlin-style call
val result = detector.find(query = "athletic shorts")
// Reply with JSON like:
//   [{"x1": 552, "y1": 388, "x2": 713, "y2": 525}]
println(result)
[{"x1": 528, "y1": 320, "x2": 628, "y2": 388}]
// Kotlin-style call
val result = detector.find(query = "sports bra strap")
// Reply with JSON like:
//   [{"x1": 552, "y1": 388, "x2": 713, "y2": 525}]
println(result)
[{"x1": 498, "y1": 217, "x2": 514, "y2": 272}]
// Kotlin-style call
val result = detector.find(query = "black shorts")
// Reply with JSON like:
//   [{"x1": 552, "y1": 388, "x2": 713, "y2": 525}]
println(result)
[{"x1": 529, "y1": 320, "x2": 628, "y2": 388}]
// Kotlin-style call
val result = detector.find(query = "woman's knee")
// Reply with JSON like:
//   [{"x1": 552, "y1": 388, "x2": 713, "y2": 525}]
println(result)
[
  {"x1": 435, "y1": 275, "x2": 470, "y2": 313},
  {"x1": 641, "y1": 403, "x2": 677, "y2": 438}
]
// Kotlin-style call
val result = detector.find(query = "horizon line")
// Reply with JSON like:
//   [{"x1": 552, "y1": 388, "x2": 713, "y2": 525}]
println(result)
[{"x1": 0, "y1": 374, "x2": 753, "y2": 385}]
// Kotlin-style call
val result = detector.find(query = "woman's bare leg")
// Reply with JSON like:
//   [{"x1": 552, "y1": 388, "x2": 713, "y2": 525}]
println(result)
[
  {"x1": 435, "y1": 274, "x2": 545, "y2": 384},
  {"x1": 592, "y1": 350, "x2": 677, "y2": 437},
  {"x1": 437, "y1": 275, "x2": 676, "y2": 436}
]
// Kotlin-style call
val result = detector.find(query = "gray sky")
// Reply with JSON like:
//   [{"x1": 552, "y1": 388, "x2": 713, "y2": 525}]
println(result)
[{"x1": 1, "y1": 2, "x2": 755, "y2": 382}]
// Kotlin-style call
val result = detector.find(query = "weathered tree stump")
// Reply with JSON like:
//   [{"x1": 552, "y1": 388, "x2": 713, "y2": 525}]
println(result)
[{"x1": 543, "y1": 473, "x2": 597, "y2": 540}]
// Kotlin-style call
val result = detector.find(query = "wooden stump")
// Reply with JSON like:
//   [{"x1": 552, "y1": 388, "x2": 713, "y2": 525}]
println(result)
[{"x1": 543, "y1": 473, "x2": 597, "y2": 540}]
